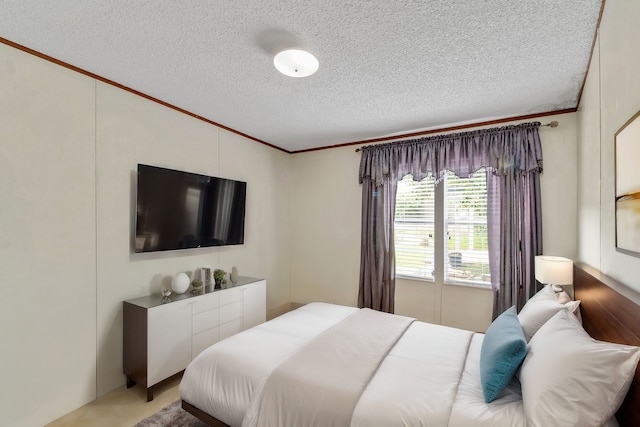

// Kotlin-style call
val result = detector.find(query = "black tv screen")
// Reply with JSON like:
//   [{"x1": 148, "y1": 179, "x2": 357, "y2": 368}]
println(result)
[{"x1": 135, "y1": 164, "x2": 246, "y2": 253}]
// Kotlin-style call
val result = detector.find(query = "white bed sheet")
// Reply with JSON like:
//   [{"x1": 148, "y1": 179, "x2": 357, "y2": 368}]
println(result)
[
  {"x1": 180, "y1": 302, "x2": 529, "y2": 427},
  {"x1": 179, "y1": 302, "x2": 358, "y2": 426},
  {"x1": 449, "y1": 334, "x2": 525, "y2": 427},
  {"x1": 351, "y1": 321, "x2": 474, "y2": 426}
]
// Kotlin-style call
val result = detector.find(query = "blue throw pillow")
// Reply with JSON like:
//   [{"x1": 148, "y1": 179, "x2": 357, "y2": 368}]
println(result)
[{"x1": 480, "y1": 306, "x2": 527, "y2": 403}]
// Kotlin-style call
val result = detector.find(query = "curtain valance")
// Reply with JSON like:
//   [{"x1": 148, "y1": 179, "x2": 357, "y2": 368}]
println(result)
[{"x1": 359, "y1": 122, "x2": 543, "y2": 186}]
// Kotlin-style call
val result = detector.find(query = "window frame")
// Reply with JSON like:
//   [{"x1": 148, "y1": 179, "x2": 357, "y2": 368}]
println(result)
[{"x1": 394, "y1": 171, "x2": 491, "y2": 289}]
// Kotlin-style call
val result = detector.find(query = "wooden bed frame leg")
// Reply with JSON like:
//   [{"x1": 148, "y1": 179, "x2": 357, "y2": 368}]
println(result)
[{"x1": 182, "y1": 400, "x2": 229, "y2": 426}]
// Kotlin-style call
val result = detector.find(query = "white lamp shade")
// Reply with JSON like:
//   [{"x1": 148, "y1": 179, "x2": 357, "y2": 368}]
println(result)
[
  {"x1": 274, "y1": 49, "x2": 319, "y2": 77},
  {"x1": 535, "y1": 256, "x2": 573, "y2": 285}
]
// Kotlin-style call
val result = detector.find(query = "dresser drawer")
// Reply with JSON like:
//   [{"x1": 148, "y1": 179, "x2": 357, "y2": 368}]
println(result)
[
  {"x1": 220, "y1": 287, "x2": 243, "y2": 305},
  {"x1": 192, "y1": 292, "x2": 220, "y2": 314},
  {"x1": 220, "y1": 318, "x2": 243, "y2": 340},
  {"x1": 192, "y1": 327, "x2": 220, "y2": 358},
  {"x1": 192, "y1": 307, "x2": 220, "y2": 335},
  {"x1": 220, "y1": 300, "x2": 243, "y2": 324}
]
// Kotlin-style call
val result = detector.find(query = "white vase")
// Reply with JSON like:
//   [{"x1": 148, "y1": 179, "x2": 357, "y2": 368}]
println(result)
[{"x1": 171, "y1": 272, "x2": 190, "y2": 294}]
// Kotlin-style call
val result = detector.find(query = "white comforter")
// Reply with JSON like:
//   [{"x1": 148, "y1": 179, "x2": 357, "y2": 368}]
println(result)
[{"x1": 179, "y1": 302, "x2": 526, "y2": 427}]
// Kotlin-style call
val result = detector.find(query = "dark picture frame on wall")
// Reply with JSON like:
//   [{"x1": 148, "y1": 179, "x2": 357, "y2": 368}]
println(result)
[{"x1": 615, "y1": 110, "x2": 640, "y2": 257}]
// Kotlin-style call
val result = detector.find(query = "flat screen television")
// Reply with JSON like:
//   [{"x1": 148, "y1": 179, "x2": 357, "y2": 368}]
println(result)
[{"x1": 135, "y1": 164, "x2": 246, "y2": 253}]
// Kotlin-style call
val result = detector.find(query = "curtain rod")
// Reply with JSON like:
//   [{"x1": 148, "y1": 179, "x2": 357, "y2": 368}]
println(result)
[{"x1": 354, "y1": 121, "x2": 559, "y2": 153}]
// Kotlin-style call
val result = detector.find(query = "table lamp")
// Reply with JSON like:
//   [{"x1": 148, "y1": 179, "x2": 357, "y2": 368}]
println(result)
[{"x1": 535, "y1": 255, "x2": 573, "y2": 294}]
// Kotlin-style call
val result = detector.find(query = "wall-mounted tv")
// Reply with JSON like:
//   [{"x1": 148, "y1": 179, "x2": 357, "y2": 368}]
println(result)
[{"x1": 135, "y1": 164, "x2": 246, "y2": 253}]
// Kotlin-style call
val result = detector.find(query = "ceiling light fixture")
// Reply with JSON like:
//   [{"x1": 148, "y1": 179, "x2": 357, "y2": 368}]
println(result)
[{"x1": 274, "y1": 49, "x2": 319, "y2": 78}]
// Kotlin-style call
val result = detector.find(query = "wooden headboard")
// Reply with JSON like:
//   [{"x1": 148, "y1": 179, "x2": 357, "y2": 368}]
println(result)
[{"x1": 574, "y1": 263, "x2": 640, "y2": 426}]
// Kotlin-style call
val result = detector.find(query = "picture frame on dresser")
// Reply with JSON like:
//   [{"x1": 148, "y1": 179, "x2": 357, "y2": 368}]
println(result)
[{"x1": 123, "y1": 277, "x2": 266, "y2": 401}]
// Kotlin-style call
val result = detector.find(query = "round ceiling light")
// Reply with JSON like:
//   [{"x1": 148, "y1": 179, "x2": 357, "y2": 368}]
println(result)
[{"x1": 273, "y1": 49, "x2": 319, "y2": 78}]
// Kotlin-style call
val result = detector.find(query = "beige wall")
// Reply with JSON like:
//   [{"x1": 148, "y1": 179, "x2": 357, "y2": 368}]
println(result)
[
  {"x1": 291, "y1": 112, "x2": 578, "y2": 332},
  {"x1": 290, "y1": 146, "x2": 362, "y2": 306},
  {"x1": 94, "y1": 84, "x2": 293, "y2": 395},
  {"x1": 541, "y1": 113, "x2": 579, "y2": 259},
  {"x1": 577, "y1": 0, "x2": 640, "y2": 290},
  {"x1": 577, "y1": 32, "x2": 601, "y2": 269},
  {"x1": 218, "y1": 129, "x2": 293, "y2": 319},
  {"x1": 0, "y1": 44, "x2": 97, "y2": 427},
  {"x1": 0, "y1": 43, "x2": 292, "y2": 427}
]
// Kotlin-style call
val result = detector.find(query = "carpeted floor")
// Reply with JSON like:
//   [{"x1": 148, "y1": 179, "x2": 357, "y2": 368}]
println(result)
[{"x1": 134, "y1": 400, "x2": 208, "y2": 426}]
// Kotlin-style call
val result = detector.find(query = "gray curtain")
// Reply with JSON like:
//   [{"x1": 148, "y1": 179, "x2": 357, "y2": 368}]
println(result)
[
  {"x1": 487, "y1": 170, "x2": 543, "y2": 318},
  {"x1": 358, "y1": 178, "x2": 397, "y2": 312},
  {"x1": 358, "y1": 122, "x2": 543, "y2": 315}
]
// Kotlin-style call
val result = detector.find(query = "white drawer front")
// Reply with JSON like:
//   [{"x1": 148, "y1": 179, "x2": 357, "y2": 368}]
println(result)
[
  {"x1": 192, "y1": 327, "x2": 220, "y2": 358},
  {"x1": 147, "y1": 300, "x2": 192, "y2": 386},
  {"x1": 192, "y1": 292, "x2": 220, "y2": 314},
  {"x1": 243, "y1": 281, "x2": 267, "y2": 329},
  {"x1": 192, "y1": 307, "x2": 219, "y2": 335},
  {"x1": 220, "y1": 300, "x2": 243, "y2": 324},
  {"x1": 220, "y1": 318, "x2": 243, "y2": 340},
  {"x1": 220, "y1": 287, "x2": 243, "y2": 305}
]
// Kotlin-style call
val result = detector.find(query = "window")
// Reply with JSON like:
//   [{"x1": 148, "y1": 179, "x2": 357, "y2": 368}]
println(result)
[
  {"x1": 395, "y1": 176, "x2": 436, "y2": 279},
  {"x1": 395, "y1": 168, "x2": 491, "y2": 286}
]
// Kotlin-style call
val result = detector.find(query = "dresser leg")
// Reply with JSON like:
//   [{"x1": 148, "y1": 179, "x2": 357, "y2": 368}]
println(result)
[
  {"x1": 146, "y1": 386, "x2": 154, "y2": 402},
  {"x1": 126, "y1": 376, "x2": 136, "y2": 388}
]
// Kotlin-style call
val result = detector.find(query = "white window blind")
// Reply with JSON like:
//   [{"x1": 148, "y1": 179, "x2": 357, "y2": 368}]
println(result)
[
  {"x1": 444, "y1": 170, "x2": 491, "y2": 285},
  {"x1": 394, "y1": 169, "x2": 491, "y2": 286},
  {"x1": 395, "y1": 175, "x2": 435, "y2": 280}
]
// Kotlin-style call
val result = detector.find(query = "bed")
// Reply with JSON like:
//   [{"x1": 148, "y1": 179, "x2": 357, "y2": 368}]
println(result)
[{"x1": 179, "y1": 263, "x2": 640, "y2": 427}]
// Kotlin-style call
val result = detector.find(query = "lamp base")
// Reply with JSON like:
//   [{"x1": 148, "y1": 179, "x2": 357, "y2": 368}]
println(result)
[{"x1": 551, "y1": 284, "x2": 564, "y2": 293}]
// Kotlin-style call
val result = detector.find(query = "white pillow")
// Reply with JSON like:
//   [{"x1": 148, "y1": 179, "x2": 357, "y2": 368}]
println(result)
[
  {"x1": 564, "y1": 299, "x2": 582, "y2": 323},
  {"x1": 518, "y1": 285, "x2": 566, "y2": 341},
  {"x1": 520, "y1": 310, "x2": 640, "y2": 427},
  {"x1": 554, "y1": 289, "x2": 582, "y2": 322}
]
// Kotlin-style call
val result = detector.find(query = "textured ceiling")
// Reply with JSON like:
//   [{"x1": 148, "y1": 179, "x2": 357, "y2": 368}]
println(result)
[{"x1": 0, "y1": 0, "x2": 602, "y2": 152}]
